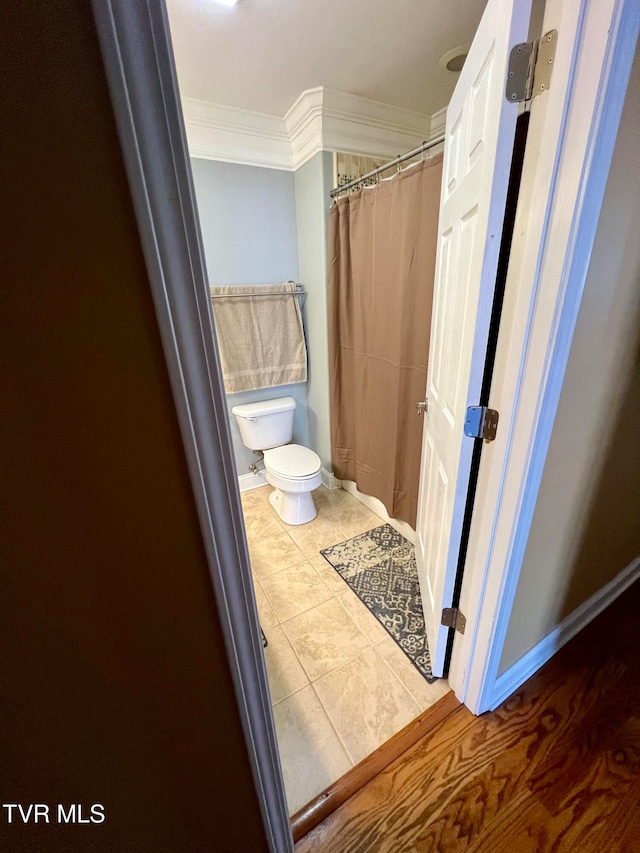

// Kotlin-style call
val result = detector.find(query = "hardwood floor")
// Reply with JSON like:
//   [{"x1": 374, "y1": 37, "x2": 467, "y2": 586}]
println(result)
[{"x1": 296, "y1": 580, "x2": 640, "y2": 853}]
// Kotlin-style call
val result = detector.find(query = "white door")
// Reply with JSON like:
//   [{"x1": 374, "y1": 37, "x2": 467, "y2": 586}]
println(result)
[{"x1": 416, "y1": 0, "x2": 533, "y2": 676}]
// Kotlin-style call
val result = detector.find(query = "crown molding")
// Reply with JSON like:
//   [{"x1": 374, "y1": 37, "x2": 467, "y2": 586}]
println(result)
[
  {"x1": 283, "y1": 87, "x2": 325, "y2": 171},
  {"x1": 284, "y1": 88, "x2": 433, "y2": 170},
  {"x1": 181, "y1": 96, "x2": 292, "y2": 170},
  {"x1": 182, "y1": 88, "x2": 441, "y2": 172},
  {"x1": 430, "y1": 105, "x2": 447, "y2": 139}
]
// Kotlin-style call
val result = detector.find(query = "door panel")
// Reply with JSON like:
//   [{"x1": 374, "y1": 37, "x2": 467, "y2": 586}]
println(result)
[{"x1": 416, "y1": 0, "x2": 533, "y2": 676}]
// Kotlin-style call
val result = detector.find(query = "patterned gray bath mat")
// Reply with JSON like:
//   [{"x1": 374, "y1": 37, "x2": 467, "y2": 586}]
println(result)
[{"x1": 320, "y1": 524, "x2": 436, "y2": 683}]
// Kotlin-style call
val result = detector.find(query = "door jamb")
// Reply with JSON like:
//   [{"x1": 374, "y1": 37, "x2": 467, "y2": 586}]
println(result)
[
  {"x1": 448, "y1": 0, "x2": 639, "y2": 713},
  {"x1": 91, "y1": 3, "x2": 293, "y2": 851}
]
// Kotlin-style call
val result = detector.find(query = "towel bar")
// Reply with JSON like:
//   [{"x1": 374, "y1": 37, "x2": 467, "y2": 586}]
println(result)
[{"x1": 210, "y1": 284, "x2": 306, "y2": 299}]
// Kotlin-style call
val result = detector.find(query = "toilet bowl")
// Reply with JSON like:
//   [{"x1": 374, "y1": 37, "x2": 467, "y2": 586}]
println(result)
[
  {"x1": 231, "y1": 396, "x2": 321, "y2": 525},
  {"x1": 263, "y1": 444, "x2": 322, "y2": 525}
]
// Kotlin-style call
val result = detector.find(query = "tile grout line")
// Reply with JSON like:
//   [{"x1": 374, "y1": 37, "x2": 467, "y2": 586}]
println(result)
[
  {"x1": 257, "y1": 544, "x2": 427, "y2": 696},
  {"x1": 279, "y1": 596, "x2": 374, "y2": 686},
  {"x1": 277, "y1": 685, "x2": 355, "y2": 817},
  {"x1": 251, "y1": 558, "x2": 309, "y2": 584},
  {"x1": 263, "y1": 580, "x2": 343, "y2": 704},
  {"x1": 258, "y1": 559, "x2": 337, "y2": 622},
  {"x1": 263, "y1": 623, "x2": 311, "y2": 707},
  {"x1": 371, "y1": 633, "x2": 452, "y2": 710},
  {"x1": 334, "y1": 589, "x2": 390, "y2": 646},
  {"x1": 308, "y1": 644, "x2": 416, "y2": 768},
  {"x1": 368, "y1": 643, "x2": 423, "y2": 715},
  {"x1": 307, "y1": 672, "x2": 359, "y2": 768},
  {"x1": 270, "y1": 681, "x2": 310, "y2": 709},
  {"x1": 264, "y1": 584, "x2": 449, "y2": 715},
  {"x1": 266, "y1": 611, "x2": 363, "y2": 752}
]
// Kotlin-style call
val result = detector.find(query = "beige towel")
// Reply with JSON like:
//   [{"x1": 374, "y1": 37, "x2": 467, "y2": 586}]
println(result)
[{"x1": 210, "y1": 282, "x2": 307, "y2": 393}]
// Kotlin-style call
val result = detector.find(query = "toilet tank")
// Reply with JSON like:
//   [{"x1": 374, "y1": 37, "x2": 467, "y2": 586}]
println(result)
[{"x1": 231, "y1": 397, "x2": 296, "y2": 451}]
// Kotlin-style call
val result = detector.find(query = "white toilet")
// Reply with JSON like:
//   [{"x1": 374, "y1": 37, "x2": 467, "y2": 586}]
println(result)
[{"x1": 231, "y1": 397, "x2": 322, "y2": 525}]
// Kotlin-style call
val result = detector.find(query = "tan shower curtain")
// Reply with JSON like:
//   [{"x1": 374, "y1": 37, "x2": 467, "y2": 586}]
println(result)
[{"x1": 328, "y1": 155, "x2": 443, "y2": 528}]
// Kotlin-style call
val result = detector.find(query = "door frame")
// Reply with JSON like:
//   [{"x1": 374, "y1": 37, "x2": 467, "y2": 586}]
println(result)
[
  {"x1": 91, "y1": 0, "x2": 638, "y2": 849},
  {"x1": 91, "y1": 3, "x2": 292, "y2": 852}
]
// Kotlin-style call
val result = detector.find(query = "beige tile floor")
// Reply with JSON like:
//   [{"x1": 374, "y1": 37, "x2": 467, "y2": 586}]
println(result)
[{"x1": 242, "y1": 483, "x2": 451, "y2": 816}]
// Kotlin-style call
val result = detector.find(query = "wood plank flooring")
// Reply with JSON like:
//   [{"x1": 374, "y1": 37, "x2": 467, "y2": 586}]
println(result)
[{"x1": 296, "y1": 580, "x2": 640, "y2": 853}]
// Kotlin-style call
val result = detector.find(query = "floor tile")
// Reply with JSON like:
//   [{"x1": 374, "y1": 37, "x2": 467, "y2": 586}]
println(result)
[
  {"x1": 287, "y1": 516, "x2": 345, "y2": 558},
  {"x1": 253, "y1": 579, "x2": 278, "y2": 629},
  {"x1": 240, "y1": 489, "x2": 264, "y2": 510},
  {"x1": 253, "y1": 484, "x2": 275, "y2": 503},
  {"x1": 248, "y1": 532, "x2": 306, "y2": 578},
  {"x1": 312, "y1": 486, "x2": 360, "y2": 516},
  {"x1": 313, "y1": 646, "x2": 420, "y2": 765},
  {"x1": 282, "y1": 598, "x2": 370, "y2": 681},
  {"x1": 375, "y1": 635, "x2": 451, "y2": 710},
  {"x1": 308, "y1": 555, "x2": 349, "y2": 596},
  {"x1": 242, "y1": 496, "x2": 284, "y2": 540},
  {"x1": 244, "y1": 483, "x2": 439, "y2": 807},
  {"x1": 328, "y1": 502, "x2": 383, "y2": 539},
  {"x1": 338, "y1": 589, "x2": 391, "y2": 645},
  {"x1": 262, "y1": 625, "x2": 309, "y2": 704},
  {"x1": 260, "y1": 562, "x2": 333, "y2": 623},
  {"x1": 272, "y1": 686, "x2": 352, "y2": 815}
]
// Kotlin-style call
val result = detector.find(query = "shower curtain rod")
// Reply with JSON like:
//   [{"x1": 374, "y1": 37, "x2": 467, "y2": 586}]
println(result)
[{"x1": 330, "y1": 134, "x2": 445, "y2": 199}]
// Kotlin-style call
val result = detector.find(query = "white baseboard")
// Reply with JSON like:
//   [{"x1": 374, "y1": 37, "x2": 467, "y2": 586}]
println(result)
[
  {"x1": 238, "y1": 470, "x2": 268, "y2": 492},
  {"x1": 321, "y1": 468, "x2": 342, "y2": 490},
  {"x1": 491, "y1": 556, "x2": 640, "y2": 710},
  {"x1": 340, "y1": 479, "x2": 416, "y2": 545}
]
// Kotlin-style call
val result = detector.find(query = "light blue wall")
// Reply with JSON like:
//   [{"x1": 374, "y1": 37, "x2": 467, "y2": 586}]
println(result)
[
  {"x1": 191, "y1": 158, "x2": 300, "y2": 285},
  {"x1": 190, "y1": 158, "x2": 309, "y2": 474},
  {"x1": 294, "y1": 152, "x2": 334, "y2": 470}
]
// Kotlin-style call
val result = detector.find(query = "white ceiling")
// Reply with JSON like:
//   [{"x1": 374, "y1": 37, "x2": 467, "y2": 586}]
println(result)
[{"x1": 166, "y1": 0, "x2": 488, "y2": 119}]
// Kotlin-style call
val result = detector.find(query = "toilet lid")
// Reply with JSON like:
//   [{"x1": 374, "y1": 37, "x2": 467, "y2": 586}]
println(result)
[{"x1": 263, "y1": 445, "x2": 321, "y2": 479}]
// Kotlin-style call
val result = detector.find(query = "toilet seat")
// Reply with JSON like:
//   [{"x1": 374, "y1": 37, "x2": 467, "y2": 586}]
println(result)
[{"x1": 263, "y1": 444, "x2": 321, "y2": 479}]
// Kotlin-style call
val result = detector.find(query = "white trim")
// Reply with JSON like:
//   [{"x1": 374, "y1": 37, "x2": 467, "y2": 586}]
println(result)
[
  {"x1": 449, "y1": 0, "x2": 640, "y2": 715},
  {"x1": 283, "y1": 87, "x2": 325, "y2": 171},
  {"x1": 239, "y1": 470, "x2": 268, "y2": 492},
  {"x1": 181, "y1": 96, "x2": 292, "y2": 170},
  {"x1": 183, "y1": 86, "x2": 435, "y2": 171},
  {"x1": 429, "y1": 105, "x2": 447, "y2": 139},
  {"x1": 321, "y1": 467, "x2": 342, "y2": 490},
  {"x1": 491, "y1": 557, "x2": 640, "y2": 709},
  {"x1": 91, "y1": 3, "x2": 292, "y2": 850},
  {"x1": 341, "y1": 480, "x2": 417, "y2": 546},
  {"x1": 300, "y1": 88, "x2": 433, "y2": 170}
]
